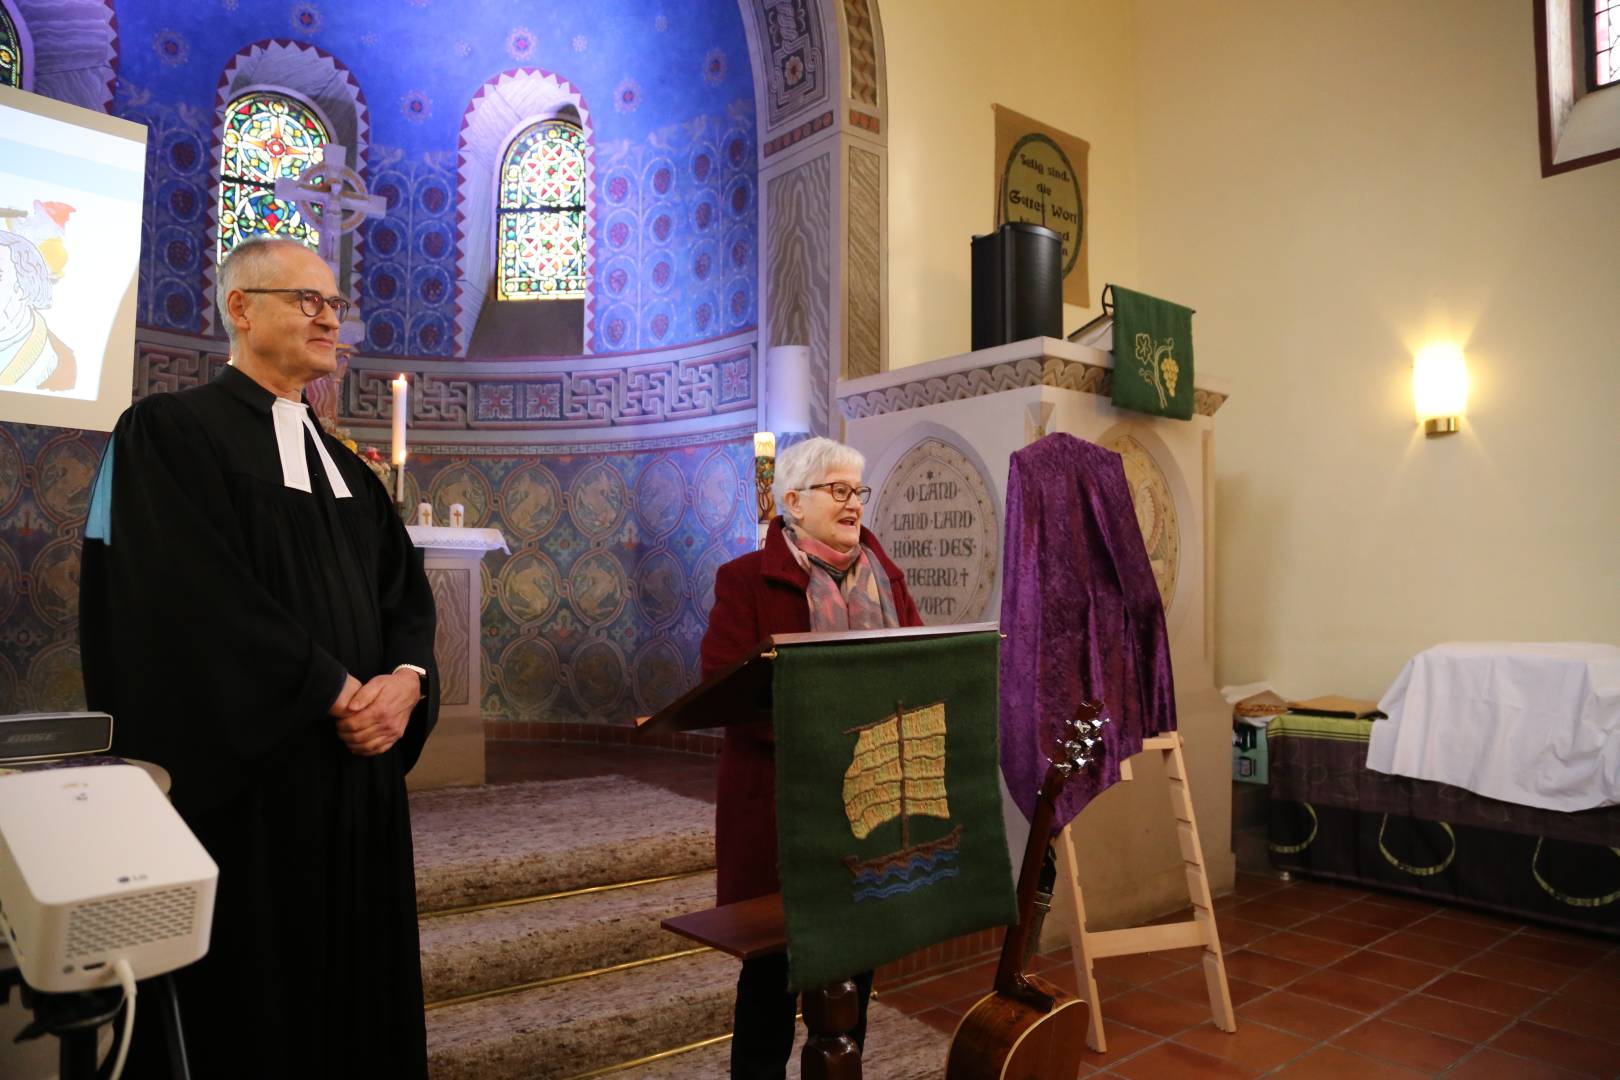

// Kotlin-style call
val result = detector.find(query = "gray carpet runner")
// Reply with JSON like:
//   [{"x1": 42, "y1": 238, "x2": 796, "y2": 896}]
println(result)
[{"x1": 412, "y1": 775, "x2": 950, "y2": 1079}]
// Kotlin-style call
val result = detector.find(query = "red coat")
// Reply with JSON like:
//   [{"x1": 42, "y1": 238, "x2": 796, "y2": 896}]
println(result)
[{"x1": 699, "y1": 517, "x2": 923, "y2": 905}]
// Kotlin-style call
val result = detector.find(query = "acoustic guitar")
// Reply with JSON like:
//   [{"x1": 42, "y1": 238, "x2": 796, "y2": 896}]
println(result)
[{"x1": 945, "y1": 702, "x2": 1107, "y2": 1080}]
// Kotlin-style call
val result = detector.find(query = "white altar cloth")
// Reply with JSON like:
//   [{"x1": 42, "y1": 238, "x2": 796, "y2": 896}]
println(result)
[{"x1": 1366, "y1": 642, "x2": 1620, "y2": 812}]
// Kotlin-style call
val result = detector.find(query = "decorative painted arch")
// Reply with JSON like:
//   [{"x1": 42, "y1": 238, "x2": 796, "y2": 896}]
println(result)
[
  {"x1": 735, "y1": 0, "x2": 889, "y2": 433},
  {"x1": 454, "y1": 68, "x2": 597, "y2": 356},
  {"x1": 204, "y1": 39, "x2": 370, "y2": 335},
  {"x1": 8, "y1": 0, "x2": 116, "y2": 109}
]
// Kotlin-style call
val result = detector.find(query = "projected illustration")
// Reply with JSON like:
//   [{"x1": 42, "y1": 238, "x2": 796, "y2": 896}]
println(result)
[
  {"x1": 0, "y1": 203, "x2": 78, "y2": 392},
  {"x1": 0, "y1": 85, "x2": 146, "y2": 431}
]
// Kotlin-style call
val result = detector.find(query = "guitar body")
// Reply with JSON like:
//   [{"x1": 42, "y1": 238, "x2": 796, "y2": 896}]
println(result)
[
  {"x1": 944, "y1": 974, "x2": 1088, "y2": 1080},
  {"x1": 944, "y1": 702, "x2": 1109, "y2": 1080}
]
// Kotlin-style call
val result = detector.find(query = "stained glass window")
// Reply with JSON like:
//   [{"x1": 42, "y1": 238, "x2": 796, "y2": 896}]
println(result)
[
  {"x1": 216, "y1": 91, "x2": 329, "y2": 264},
  {"x1": 497, "y1": 120, "x2": 588, "y2": 301},
  {"x1": 1596, "y1": 0, "x2": 1619, "y2": 88},
  {"x1": 0, "y1": 5, "x2": 22, "y2": 89}
]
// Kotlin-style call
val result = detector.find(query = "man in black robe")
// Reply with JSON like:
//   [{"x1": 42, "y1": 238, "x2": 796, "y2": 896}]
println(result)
[{"x1": 79, "y1": 237, "x2": 438, "y2": 1078}]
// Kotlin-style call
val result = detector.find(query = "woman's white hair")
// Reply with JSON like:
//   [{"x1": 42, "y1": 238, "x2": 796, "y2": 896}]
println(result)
[{"x1": 773, "y1": 436, "x2": 865, "y2": 518}]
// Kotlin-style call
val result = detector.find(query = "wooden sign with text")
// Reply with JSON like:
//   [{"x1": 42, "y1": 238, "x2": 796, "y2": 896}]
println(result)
[{"x1": 993, "y1": 104, "x2": 1090, "y2": 307}]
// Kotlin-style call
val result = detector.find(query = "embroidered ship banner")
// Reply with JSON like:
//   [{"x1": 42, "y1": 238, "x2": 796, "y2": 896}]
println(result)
[
  {"x1": 773, "y1": 631, "x2": 1015, "y2": 991},
  {"x1": 1109, "y1": 285, "x2": 1196, "y2": 420}
]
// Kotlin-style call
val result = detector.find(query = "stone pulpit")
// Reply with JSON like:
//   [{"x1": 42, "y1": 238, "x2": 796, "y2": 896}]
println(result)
[
  {"x1": 405, "y1": 525, "x2": 508, "y2": 790},
  {"x1": 837, "y1": 335, "x2": 1233, "y2": 929}
]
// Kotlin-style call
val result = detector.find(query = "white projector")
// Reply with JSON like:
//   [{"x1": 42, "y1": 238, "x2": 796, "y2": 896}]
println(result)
[{"x1": 0, "y1": 764, "x2": 218, "y2": 993}]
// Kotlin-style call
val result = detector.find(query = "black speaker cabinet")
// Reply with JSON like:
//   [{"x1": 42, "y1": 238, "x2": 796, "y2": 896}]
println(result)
[{"x1": 970, "y1": 221, "x2": 1063, "y2": 351}]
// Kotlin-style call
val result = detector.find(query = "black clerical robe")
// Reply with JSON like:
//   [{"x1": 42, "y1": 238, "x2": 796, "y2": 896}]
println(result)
[{"x1": 79, "y1": 365, "x2": 437, "y2": 1079}]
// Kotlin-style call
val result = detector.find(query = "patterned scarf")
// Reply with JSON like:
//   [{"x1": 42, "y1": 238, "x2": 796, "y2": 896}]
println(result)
[{"x1": 783, "y1": 523, "x2": 900, "y2": 632}]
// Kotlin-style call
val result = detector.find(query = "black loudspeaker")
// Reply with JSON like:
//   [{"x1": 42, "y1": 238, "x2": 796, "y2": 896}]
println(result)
[{"x1": 970, "y1": 222, "x2": 1063, "y2": 351}]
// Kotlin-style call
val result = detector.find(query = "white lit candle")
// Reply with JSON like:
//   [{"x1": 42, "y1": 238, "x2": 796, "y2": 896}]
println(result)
[{"x1": 391, "y1": 374, "x2": 408, "y2": 465}]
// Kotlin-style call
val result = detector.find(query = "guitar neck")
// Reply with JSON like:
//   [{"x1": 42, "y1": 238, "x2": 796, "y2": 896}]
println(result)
[{"x1": 992, "y1": 762, "x2": 1062, "y2": 997}]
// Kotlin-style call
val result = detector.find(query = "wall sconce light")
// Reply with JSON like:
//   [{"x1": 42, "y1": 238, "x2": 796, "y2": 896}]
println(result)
[
  {"x1": 753, "y1": 431, "x2": 776, "y2": 523},
  {"x1": 1412, "y1": 343, "x2": 1468, "y2": 437}
]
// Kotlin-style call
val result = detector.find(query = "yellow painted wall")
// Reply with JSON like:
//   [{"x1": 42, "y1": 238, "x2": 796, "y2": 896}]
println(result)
[
  {"x1": 1131, "y1": 2, "x2": 1620, "y2": 697},
  {"x1": 883, "y1": 0, "x2": 1141, "y2": 366},
  {"x1": 886, "y1": 0, "x2": 1619, "y2": 700}
]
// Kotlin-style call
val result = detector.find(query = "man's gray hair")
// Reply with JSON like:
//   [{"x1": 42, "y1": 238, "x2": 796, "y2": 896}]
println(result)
[
  {"x1": 216, "y1": 237, "x2": 306, "y2": 342},
  {"x1": 0, "y1": 231, "x2": 52, "y2": 310},
  {"x1": 773, "y1": 436, "x2": 866, "y2": 517}
]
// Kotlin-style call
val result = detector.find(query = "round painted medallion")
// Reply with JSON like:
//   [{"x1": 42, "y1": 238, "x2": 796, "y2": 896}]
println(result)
[
  {"x1": 498, "y1": 550, "x2": 562, "y2": 624},
  {"x1": 0, "y1": 542, "x2": 17, "y2": 624},
  {"x1": 571, "y1": 639, "x2": 626, "y2": 713},
  {"x1": 872, "y1": 436, "x2": 1000, "y2": 625},
  {"x1": 35, "y1": 438, "x2": 100, "y2": 524},
  {"x1": 430, "y1": 462, "x2": 492, "y2": 528},
  {"x1": 497, "y1": 636, "x2": 561, "y2": 713},
  {"x1": 0, "y1": 428, "x2": 22, "y2": 516},
  {"x1": 633, "y1": 456, "x2": 686, "y2": 537},
  {"x1": 501, "y1": 462, "x2": 562, "y2": 539},
  {"x1": 633, "y1": 640, "x2": 687, "y2": 715},
  {"x1": 567, "y1": 548, "x2": 627, "y2": 626},
  {"x1": 693, "y1": 543, "x2": 732, "y2": 621},
  {"x1": 569, "y1": 462, "x2": 628, "y2": 539},
  {"x1": 693, "y1": 450, "x2": 741, "y2": 534},
  {"x1": 1099, "y1": 433, "x2": 1181, "y2": 614},
  {"x1": 30, "y1": 539, "x2": 80, "y2": 627},
  {"x1": 29, "y1": 643, "x2": 85, "y2": 711},
  {"x1": 634, "y1": 549, "x2": 687, "y2": 626}
]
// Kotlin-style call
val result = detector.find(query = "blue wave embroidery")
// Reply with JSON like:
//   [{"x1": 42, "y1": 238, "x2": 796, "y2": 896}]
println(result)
[
  {"x1": 849, "y1": 848, "x2": 960, "y2": 888},
  {"x1": 852, "y1": 865, "x2": 960, "y2": 902}
]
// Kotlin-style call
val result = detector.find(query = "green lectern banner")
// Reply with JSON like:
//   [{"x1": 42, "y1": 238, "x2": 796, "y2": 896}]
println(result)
[
  {"x1": 772, "y1": 631, "x2": 1016, "y2": 991},
  {"x1": 1109, "y1": 284, "x2": 1196, "y2": 420}
]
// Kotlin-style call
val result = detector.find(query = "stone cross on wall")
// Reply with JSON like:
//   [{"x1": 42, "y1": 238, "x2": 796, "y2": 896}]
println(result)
[{"x1": 273, "y1": 142, "x2": 386, "y2": 342}]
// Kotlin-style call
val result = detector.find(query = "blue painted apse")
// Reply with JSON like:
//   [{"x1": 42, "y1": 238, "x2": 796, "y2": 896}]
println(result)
[
  {"x1": 115, "y1": 0, "x2": 757, "y2": 355},
  {"x1": 0, "y1": 0, "x2": 768, "y2": 727}
]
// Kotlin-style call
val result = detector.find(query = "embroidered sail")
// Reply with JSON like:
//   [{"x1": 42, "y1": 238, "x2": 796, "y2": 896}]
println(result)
[{"x1": 842, "y1": 701, "x2": 963, "y2": 901}]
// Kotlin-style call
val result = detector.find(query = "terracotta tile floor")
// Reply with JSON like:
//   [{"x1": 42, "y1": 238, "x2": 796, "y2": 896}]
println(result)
[
  {"x1": 488, "y1": 742, "x2": 1620, "y2": 1077},
  {"x1": 879, "y1": 872, "x2": 1620, "y2": 1078}
]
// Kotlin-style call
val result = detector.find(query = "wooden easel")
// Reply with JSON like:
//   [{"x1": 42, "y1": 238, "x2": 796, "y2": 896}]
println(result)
[{"x1": 1054, "y1": 730, "x2": 1236, "y2": 1052}]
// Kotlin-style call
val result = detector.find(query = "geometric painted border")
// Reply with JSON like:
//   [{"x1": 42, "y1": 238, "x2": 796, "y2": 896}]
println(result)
[{"x1": 839, "y1": 354, "x2": 1229, "y2": 419}]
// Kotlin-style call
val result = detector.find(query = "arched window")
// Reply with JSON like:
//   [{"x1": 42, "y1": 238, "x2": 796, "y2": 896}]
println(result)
[
  {"x1": 497, "y1": 119, "x2": 588, "y2": 301},
  {"x1": 0, "y1": 4, "x2": 22, "y2": 89},
  {"x1": 216, "y1": 90, "x2": 330, "y2": 264}
]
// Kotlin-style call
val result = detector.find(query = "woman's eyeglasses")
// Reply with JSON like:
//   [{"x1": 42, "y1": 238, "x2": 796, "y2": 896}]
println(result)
[
  {"x1": 241, "y1": 288, "x2": 352, "y2": 323},
  {"x1": 804, "y1": 482, "x2": 872, "y2": 505}
]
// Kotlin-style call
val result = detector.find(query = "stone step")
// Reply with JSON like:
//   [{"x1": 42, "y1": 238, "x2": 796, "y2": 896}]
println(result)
[
  {"x1": 412, "y1": 777, "x2": 715, "y2": 913},
  {"x1": 609, "y1": 1002, "x2": 949, "y2": 1079},
  {"x1": 419, "y1": 870, "x2": 718, "y2": 1004},
  {"x1": 426, "y1": 948, "x2": 738, "y2": 1080}
]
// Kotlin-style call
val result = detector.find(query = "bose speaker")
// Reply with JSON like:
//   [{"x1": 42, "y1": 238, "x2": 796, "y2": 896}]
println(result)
[{"x1": 970, "y1": 222, "x2": 1063, "y2": 351}]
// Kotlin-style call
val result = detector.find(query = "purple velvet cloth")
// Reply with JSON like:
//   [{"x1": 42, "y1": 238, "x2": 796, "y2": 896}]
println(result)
[{"x1": 998, "y1": 433, "x2": 1177, "y2": 829}]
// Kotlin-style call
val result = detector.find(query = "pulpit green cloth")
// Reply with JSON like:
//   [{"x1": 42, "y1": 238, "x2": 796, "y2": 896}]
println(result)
[
  {"x1": 1109, "y1": 284, "x2": 1196, "y2": 420},
  {"x1": 772, "y1": 631, "x2": 1016, "y2": 991}
]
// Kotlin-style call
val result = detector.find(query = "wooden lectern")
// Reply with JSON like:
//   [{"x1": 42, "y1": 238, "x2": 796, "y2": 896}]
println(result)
[{"x1": 638, "y1": 623, "x2": 1001, "y2": 1080}]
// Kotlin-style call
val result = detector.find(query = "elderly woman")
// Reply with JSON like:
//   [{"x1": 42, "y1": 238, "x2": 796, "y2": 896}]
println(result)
[{"x1": 699, "y1": 435, "x2": 922, "y2": 1079}]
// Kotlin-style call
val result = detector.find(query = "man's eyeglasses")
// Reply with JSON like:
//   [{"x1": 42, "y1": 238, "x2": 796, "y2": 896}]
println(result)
[
  {"x1": 241, "y1": 288, "x2": 351, "y2": 323},
  {"x1": 804, "y1": 482, "x2": 872, "y2": 505}
]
